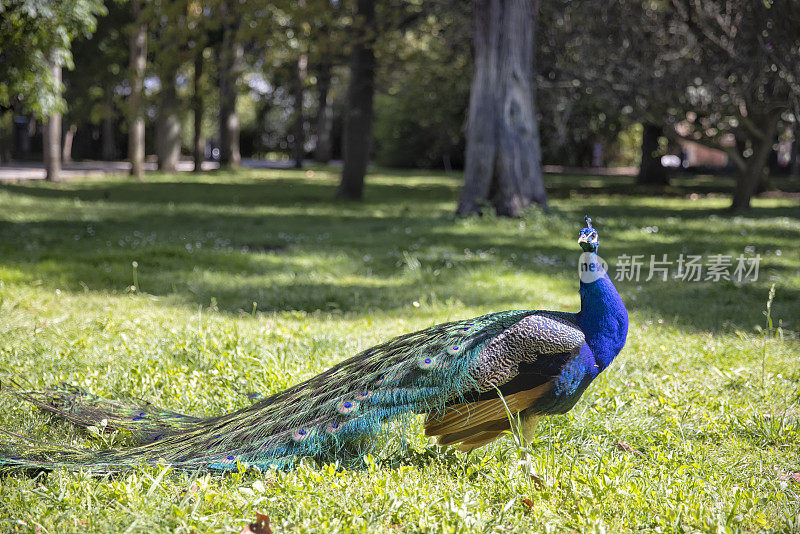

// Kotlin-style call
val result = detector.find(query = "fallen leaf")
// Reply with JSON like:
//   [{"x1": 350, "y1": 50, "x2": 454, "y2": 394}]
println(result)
[
  {"x1": 529, "y1": 474, "x2": 546, "y2": 490},
  {"x1": 240, "y1": 512, "x2": 272, "y2": 534},
  {"x1": 179, "y1": 483, "x2": 199, "y2": 502},
  {"x1": 775, "y1": 468, "x2": 800, "y2": 482},
  {"x1": 616, "y1": 442, "x2": 633, "y2": 452},
  {"x1": 522, "y1": 498, "x2": 534, "y2": 509}
]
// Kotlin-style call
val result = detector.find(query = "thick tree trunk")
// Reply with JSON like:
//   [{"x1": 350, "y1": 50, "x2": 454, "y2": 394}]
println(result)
[
  {"x1": 636, "y1": 123, "x2": 668, "y2": 185},
  {"x1": 218, "y1": 4, "x2": 242, "y2": 168},
  {"x1": 193, "y1": 50, "x2": 205, "y2": 172},
  {"x1": 731, "y1": 118, "x2": 778, "y2": 210},
  {"x1": 43, "y1": 61, "x2": 62, "y2": 182},
  {"x1": 128, "y1": 0, "x2": 147, "y2": 179},
  {"x1": 292, "y1": 55, "x2": 307, "y2": 169},
  {"x1": 337, "y1": 0, "x2": 376, "y2": 200},
  {"x1": 102, "y1": 87, "x2": 116, "y2": 161},
  {"x1": 62, "y1": 123, "x2": 77, "y2": 163},
  {"x1": 313, "y1": 62, "x2": 333, "y2": 163},
  {"x1": 156, "y1": 75, "x2": 181, "y2": 172},
  {"x1": 457, "y1": 0, "x2": 546, "y2": 217}
]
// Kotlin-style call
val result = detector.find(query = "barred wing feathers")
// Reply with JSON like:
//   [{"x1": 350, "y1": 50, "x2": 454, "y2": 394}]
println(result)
[{"x1": 424, "y1": 312, "x2": 585, "y2": 449}]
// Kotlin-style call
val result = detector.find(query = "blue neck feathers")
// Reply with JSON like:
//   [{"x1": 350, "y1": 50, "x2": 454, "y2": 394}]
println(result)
[{"x1": 576, "y1": 252, "x2": 628, "y2": 371}]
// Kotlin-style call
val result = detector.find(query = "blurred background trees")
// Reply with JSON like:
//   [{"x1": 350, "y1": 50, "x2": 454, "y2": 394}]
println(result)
[
  {"x1": 0, "y1": 0, "x2": 107, "y2": 180},
  {"x1": 0, "y1": 0, "x2": 797, "y2": 210}
]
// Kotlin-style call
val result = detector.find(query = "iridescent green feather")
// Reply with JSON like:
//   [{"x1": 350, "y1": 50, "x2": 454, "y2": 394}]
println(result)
[{"x1": 1, "y1": 310, "x2": 536, "y2": 472}]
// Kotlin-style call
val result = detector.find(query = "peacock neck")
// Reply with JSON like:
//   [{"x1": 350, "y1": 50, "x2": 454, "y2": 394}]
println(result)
[{"x1": 576, "y1": 252, "x2": 628, "y2": 372}]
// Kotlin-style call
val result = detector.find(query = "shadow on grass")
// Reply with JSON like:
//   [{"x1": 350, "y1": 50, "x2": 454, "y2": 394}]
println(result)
[{"x1": 0, "y1": 172, "x2": 797, "y2": 334}]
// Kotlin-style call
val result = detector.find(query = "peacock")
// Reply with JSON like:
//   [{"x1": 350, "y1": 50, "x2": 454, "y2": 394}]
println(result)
[{"x1": 0, "y1": 216, "x2": 628, "y2": 473}]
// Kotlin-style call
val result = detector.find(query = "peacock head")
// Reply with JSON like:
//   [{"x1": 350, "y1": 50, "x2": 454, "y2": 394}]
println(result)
[{"x1": 578, "y1": 216, "x2": 599, "y2": 253}]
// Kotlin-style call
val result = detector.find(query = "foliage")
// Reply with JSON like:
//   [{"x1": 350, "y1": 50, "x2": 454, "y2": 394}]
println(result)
[
  {"x1": 373, "y1": 4, "x2": 471, "y2": 169},
  {"x1": 0, "y1": 0, "x2": 106, "y2": 117},
  {"x1": 536, "y1": 0, "x2": 694, "y2": 167},
  {"x1": 0, "y1": 169, "x2": 798, "y2": 531},
  {"x1": 60, "y1": 1, "x2": 130, "y2": 158},
  {"x1": 667, "y1": 0, "x2": 798, "y2": 161}
]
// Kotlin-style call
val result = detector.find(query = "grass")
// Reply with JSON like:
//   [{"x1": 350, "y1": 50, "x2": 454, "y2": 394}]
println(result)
[{"x1": 0, "y1": 167, "x2": 798, "y2": 533}]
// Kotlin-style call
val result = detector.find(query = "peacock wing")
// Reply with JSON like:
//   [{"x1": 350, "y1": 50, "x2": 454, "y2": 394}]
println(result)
[{"x1": 424, "y1": 312, "x2": 586, "y2": 449}]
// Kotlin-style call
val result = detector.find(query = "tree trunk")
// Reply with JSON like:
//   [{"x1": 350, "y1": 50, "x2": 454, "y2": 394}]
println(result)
[
  {"x1": 457, "y1": 0, "x2": 499, "y2": 215},
  {"x1": 193, "y1": 49, "x2": 205, "y2": 172},
  {"x1": 128, "y1": 0, "x2": 147, "y2": 179},
  {"x1": 457, "y1": 0, "x2": 546, "y2": 217},
  {"x1": 13, "y1": 113, "x2": 32, "y2": 159},
  {"x1": 156, "y1": 74, "x2": 181, "y2": 172},
  {"x1": 337, "y1": 0, "x2": 376, "y2": 200},
  {"x1": 62, "y1": 123, "x2": 77, "y2": 163},
  {"x1": 731, "y1": 118, "x2": 778, "y2": 210},
  {"x1": 43, "y1": 61, "x2": 62, "y2": 182},
  {"x1": 292, "y1": 54, "x2": 307, "y2": 169},
  {"x1": 102, "y1": 87, "x2": 116, "y2": 160},
  {"x1": 218, "y1": 3, "x2": 242, "y2": 168},
  {"x1": 313, "y1": 62, "x2": 333, "y2": 163},
  {"x1": 790, "y1": 131, "x2": 800, "y2": 177},
  {"x1": 636, "y1": 122, "x2": 668, "y2": 185}
]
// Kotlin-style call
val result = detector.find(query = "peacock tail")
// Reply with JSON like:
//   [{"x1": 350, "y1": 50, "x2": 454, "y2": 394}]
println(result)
[
  {"x1": 11, "y1": 383, "x2": 203, "y2": 443},
  {"x1": 0, "y1": 217, "x2": 628, "y2": 473}
]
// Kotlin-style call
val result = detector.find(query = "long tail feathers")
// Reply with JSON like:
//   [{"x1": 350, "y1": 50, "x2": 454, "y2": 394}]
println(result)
[
  {"x1": 0, "y1": 311, "x2": 539, "y2": 473},
  {"x1": 10, "y1": 382, "x2": 203, "y2": 442}
]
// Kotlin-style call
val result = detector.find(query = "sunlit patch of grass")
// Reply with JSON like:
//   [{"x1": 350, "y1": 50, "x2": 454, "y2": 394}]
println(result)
[{"x1": 0, "y1": 169, "x2": 798, "y2": 532}]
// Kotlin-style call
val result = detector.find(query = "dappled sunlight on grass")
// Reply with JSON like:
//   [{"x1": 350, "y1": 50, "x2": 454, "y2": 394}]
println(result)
[{"x1": 0, "y1": 169, "x2": 798, "y2": 532}]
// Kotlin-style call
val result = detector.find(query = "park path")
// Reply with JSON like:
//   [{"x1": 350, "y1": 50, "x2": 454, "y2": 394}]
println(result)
[
  {"x1": 0, "y1": 159, "x2": 636, "y2": 181},
  {"x1": 0, "y1": 158, "x2": 310, "y2": 182}
]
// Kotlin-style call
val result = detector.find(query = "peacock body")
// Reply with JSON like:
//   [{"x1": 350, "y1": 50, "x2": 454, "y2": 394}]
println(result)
[{"x1": 1, "y1": 217, "x2": 628, "y2": 472}]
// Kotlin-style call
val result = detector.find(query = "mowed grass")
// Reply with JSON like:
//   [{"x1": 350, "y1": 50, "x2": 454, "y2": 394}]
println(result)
[{"x1": 0, "y1": 168, "x2": 798, "y2": 533}]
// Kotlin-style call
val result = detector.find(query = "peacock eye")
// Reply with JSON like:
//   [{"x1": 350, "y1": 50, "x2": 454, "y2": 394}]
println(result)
[{"x1": 591, "y1": 232, "x2": 597, "y2": 238}]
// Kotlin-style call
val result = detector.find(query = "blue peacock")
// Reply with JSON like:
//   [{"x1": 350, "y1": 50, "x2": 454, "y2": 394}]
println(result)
[{"x1": 0, "y1": 216, "x2": 628, "y2": 472}]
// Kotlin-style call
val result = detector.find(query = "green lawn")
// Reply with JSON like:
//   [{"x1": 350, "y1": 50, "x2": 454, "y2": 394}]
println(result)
[{"x1": 0, "y1": 168, "x2": 798, "y2": 533}]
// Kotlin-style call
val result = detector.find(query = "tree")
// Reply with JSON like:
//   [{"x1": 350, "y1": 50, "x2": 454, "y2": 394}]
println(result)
[
  {"x1": 62, "y1": 1, "x2": 129, "y2": 162},
  {"x1": 457, "y1": 0, "x2": 546, "y2": 217},
  {"x1": 155, "y1": 74, "x2": 181, "y2": 172},
  {"x1": 184, "y1": 0, "x2": 217, "y2": 173},
  {"x1": 218, "y1": 0, "x2": 243, "y2": 167},
  {"x1": 304, "y1": 0, "x2": 348, "y2": 164},
  {"x1": 372, "y1": 1, "x2": 471, "y2": 169},
  {"x1": 536, "y1": 1, "x2": 694, "y2": 183},
  {"x1": 43, "y1": 58, "x2": 62, "y2": 181},
  {"x1": 0, "y1": 0, "x2": 105, "y2": 117},
  {"x1": 668, "y1": 0, "x2": 800, "y2": 209},
  {"x1": 337, "y1": 0, "x2": 377, "y2": 200},
  {"x1": 637, "y1": 122, "x2": 669, "y2": 185},
  {"x1": 312, "y1": 61, "x2": 334, "y2": 163},
  {"x1": 193, "y1": 47, "x2": 206, "y2": 172},
  {"x1": 291, "y1": 54, "x2": 307, "y2": 168},
  {"x1": 0, "y1": 0, "x2": 105, "y2": 180},
  {"x1": 128, "y1": 0, "x2": 147, "y2": 179},
  {"x1": 150, "y1": 0, "x2": 191, "y2": 173}
]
